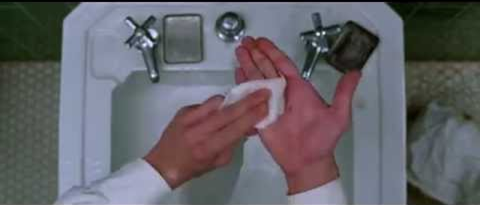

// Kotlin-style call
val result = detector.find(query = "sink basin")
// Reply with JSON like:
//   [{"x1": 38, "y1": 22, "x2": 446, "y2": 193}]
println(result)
[
  {"x1": 110, "y1": 69, "x2": 347, "y2": 204},
  {"x1": 59, "y1": 2, "x2": 405, "y2": 204}
]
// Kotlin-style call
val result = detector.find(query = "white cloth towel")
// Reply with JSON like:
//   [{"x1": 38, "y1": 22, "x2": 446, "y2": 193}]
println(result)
[
  {"x1": 408, "y1": 102, "x2": 480, "y2": 204},
  {"x1": 221, "y1": 77, "x2": 287, "y2": 129}
]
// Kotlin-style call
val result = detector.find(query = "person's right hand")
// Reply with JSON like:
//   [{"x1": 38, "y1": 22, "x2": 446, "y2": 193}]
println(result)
[
  {"x1": 235, "y1": 37, "x2": 362, "y2": 195},
  {"x1": 144, "y1": 90, "x2": 270, "y2": 189}
]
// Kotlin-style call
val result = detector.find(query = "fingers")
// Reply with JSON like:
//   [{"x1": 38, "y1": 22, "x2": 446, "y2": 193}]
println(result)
[
  {"x1": 214, "y1": 141, "x2": 242, "y2": 167},
  {"x1": 237, "y1": 36, "x2": 279, "y2": 79},
  {"x1": 245, "y1": 128, "x2": 257, "y2": 137},
  {"x1": 235, "y1": 67, "x2": 247, "y2": 84},
  {"x1": 191, "y1": 89, "x2": 271, "y2": 135},
  {"x1": 236, "y1": 46, "x2": 264, "y2": 80},
  {"x1": 236, "y1": 36, "x2": 285, "y2": 81},
  {"x1": 332, "y1": 70, "x2": 362, "y2": 118},
  {"x1": 251, "y1": 48, "x2": 279, "y2": 78},
  {"x1": 179, "y1": 95, "x2": 225, "y2": 125},
  {"x1": 207, "y1": 102, "x2": 268, "y2": 155},
  {"x1": 256, "y1": 37, "x2": 300, "y2": 78},
  {"x1": 214, "y1": 149, "x2": 233, "y2": 167},
  {"x1": 243, "y1": 36, "x2": 279, "y2": 78},
  {"x1": 241, "y1": 36, "x2": 256, "y2": 50}
]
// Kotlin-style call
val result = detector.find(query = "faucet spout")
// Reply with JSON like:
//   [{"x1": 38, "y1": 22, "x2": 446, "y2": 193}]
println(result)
[
  {"x1": 299, "y1": 13, "x2": 330, "y2": 80},
  {"x1": 300, "y1": 12, "x2": 343, "y2": 80},
  {"x1": 141, "y1": 47, "x2": 159, "y2": 82},
  {"x1": 301, "y1": 46, "x2": 323, "y2": 79}
]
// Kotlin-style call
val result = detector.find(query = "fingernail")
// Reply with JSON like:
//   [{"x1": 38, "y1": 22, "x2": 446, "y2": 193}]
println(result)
[
  {"x1": 256, "y1": 37, "x2": 268, "y2": 42},
  {"x1": 212, "y1": 94, "x2": 225, "y2": 101},
  {"x1": 243, "y1": 36, "x2": 254, "y2": 41},
  {"x1": 235, "y1": 46, "x2": 245, "y2": 55}
]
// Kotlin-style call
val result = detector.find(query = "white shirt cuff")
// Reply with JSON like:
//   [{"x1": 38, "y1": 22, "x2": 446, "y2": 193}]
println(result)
[
  {"x1": 56, "y1": 159, "x2": 171, "y2": 204},
  {"x1": 287, "y1": 179, "x2": 347, "y2": 205}
]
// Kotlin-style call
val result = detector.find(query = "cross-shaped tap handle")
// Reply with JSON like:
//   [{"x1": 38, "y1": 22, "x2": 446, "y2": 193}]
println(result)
[
  {"x1": 312, "y1": 12, "x2": 323, "y2": 31},
  {"x1": 124, "y1": 16, "x2": 158, "y2": 50},
  {"x1": 125, "y1": 16, "x2": 156, "y2": 30}
]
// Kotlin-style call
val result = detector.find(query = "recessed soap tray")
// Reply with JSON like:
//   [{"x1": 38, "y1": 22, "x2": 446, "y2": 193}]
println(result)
[{"x1": 163, "y1": 14, "x2": 203, "y2": 64}]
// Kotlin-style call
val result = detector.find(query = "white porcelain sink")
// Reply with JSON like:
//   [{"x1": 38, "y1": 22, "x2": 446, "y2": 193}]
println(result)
[{"x1": 59, "y1": 2, "x2": 405, "y2": 204}]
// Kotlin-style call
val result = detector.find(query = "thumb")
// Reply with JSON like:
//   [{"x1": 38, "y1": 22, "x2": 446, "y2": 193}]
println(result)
[{"x1": 332, "y1": 70, "x2": 362, "y2": 118}]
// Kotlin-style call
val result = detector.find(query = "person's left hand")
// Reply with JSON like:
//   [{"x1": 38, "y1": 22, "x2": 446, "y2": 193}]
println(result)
[{"x1": 235, "y1": 36, "x2": 361, "y2": 194}]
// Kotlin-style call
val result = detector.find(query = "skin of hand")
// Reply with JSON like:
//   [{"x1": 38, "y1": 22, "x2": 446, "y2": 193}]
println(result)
[
  {"x1": 234, "y1": 36, "x2": 362, "y2": 195},
  {"x1": 144, "y1": 89, "x2": 270, "y2": 189}
]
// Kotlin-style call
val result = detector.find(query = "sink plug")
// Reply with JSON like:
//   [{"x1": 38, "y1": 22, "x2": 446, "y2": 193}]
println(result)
[
  {"x1": 300, "y1": 12, "x2": 379, "y2": 79},
  {"x1": 215, "y1": 12, "x2": 246, "y2": 42},
  {"x1": 124, "y1": 16, "x2": 160, "y2": 83}
]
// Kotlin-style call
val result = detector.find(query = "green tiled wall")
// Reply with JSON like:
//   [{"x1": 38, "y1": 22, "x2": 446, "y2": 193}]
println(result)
[
  {"x1": 0, "y1": 2, "x2": 76, "y2": 61},
  {"x1": 389, "y1": 2, "x2": 480, "y2": 61},
  {"x1": 1, "y1": 2, "x2": 480, "y2": 61}
]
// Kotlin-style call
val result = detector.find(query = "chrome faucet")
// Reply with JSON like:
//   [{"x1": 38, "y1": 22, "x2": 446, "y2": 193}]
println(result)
[
  {"x1": 300, "y1": 13, "x2": 342, "y2": 80},
  {"x1": 124, "y1": 16, "x2": 160, "y2": 83}
]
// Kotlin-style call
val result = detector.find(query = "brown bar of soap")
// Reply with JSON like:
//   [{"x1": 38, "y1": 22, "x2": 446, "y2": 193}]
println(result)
[{"x1": 326, "y1": 21, "x2": 379, "y2": 73}]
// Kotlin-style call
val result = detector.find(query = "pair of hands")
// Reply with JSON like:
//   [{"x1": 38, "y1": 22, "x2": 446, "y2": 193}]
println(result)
[{"x1": 144, "y1": 37, "x2": 362, "y2": 194}]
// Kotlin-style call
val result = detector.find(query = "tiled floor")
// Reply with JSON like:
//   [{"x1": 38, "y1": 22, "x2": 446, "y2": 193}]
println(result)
[
  {"x1": 0, "y1": 62, "x2": 59, "y2": 204},
  {"x1": 1, "y1": 61, "x2": 479, "y2": 204},
  {"x1": 406, "y1": 61, "x2": 480, "y2": 126}
]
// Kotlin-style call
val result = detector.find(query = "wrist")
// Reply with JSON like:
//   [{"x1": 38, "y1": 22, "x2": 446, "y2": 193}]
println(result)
[
  {"x1": 286, "y1": 156, "x2": 339, "y2": 195},
  {"x1": 143, "y1": 152, "x2": 186, "y2": 190}
]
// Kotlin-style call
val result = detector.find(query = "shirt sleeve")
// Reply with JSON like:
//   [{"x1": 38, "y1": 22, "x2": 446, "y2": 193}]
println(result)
[
  {"x1": 287, "y1": 179, "x2": 347, "y2": 205},
  {"x1": 55, "y1": 159, "x2": 172, "y2": 204}
]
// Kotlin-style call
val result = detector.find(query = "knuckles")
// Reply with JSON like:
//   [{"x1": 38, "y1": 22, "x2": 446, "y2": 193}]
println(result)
[{"x1": 191, "y1": 145, "x2": 210, "y2": 161}]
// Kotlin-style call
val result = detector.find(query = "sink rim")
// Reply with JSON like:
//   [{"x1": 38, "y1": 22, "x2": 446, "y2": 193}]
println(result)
[{"x1": 59, "y1": 2, "x2": 405, "y2": 204}]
